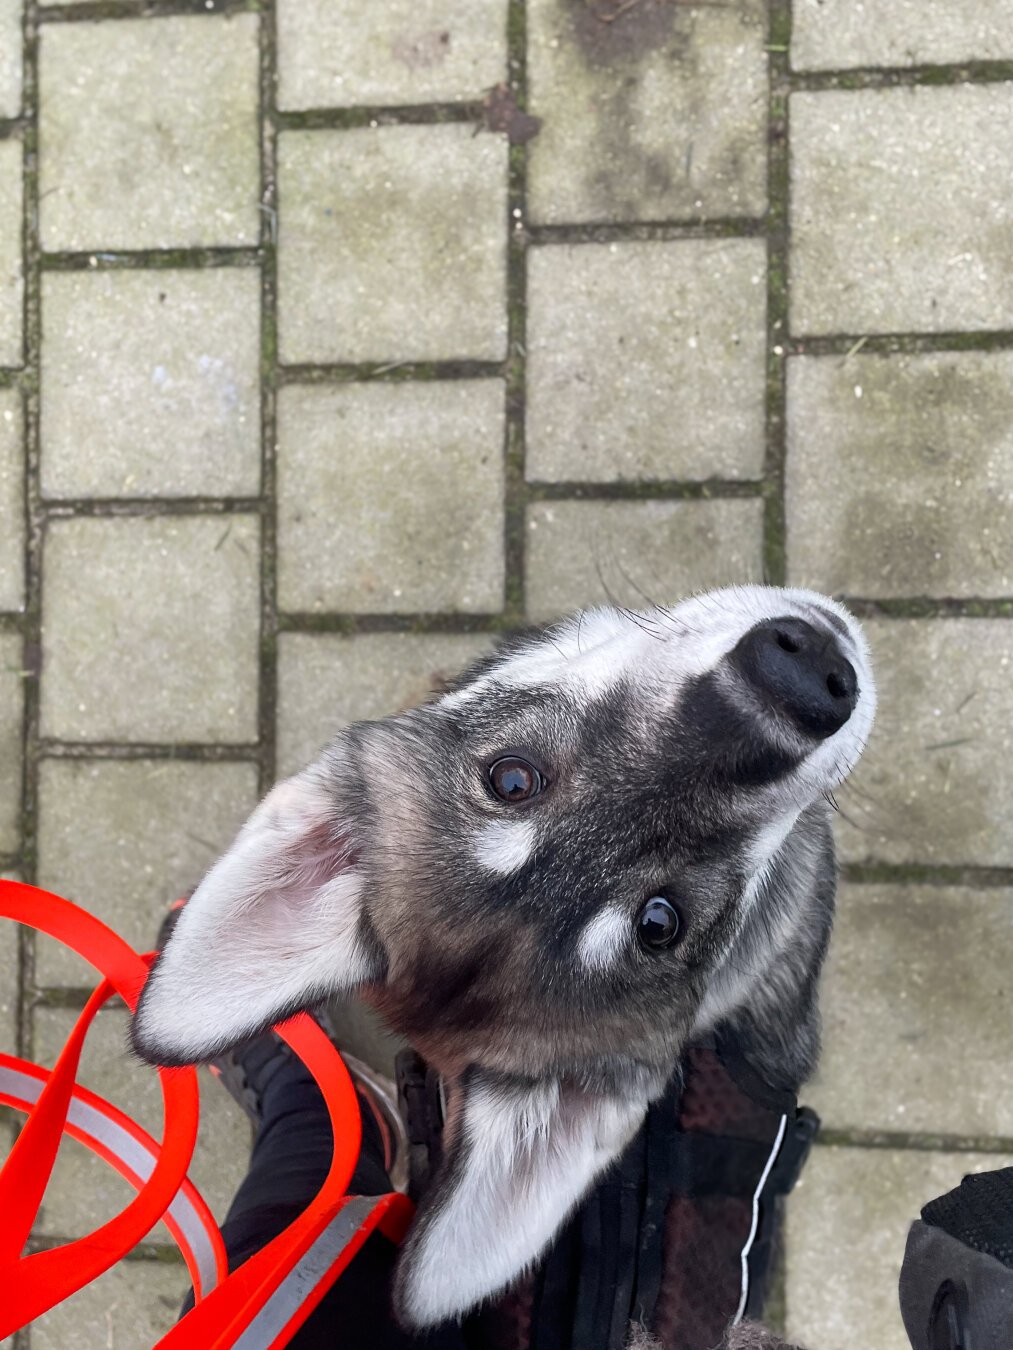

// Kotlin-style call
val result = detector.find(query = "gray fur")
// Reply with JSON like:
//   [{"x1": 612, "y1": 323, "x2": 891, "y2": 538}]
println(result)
[{"x1": 131, "y1": 585, "x2": 875, "y2": 1329}]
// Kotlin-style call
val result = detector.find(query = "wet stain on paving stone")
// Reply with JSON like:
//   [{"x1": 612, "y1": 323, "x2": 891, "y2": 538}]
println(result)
[{"x1": 528, "y1": 0, "x2": 767, "y2": 223}]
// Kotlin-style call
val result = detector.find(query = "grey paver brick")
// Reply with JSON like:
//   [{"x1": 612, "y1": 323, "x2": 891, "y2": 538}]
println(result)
[
  {"x1": 0, "y1": 633, "x2": 23, "y2": 853},
  {"x1": 810, "y1": 884, "x2": 1013, "y2": 1136},
  {"x1": 36, "y1": 759, "x2": 260, "y2": 986},
  {"x1": 786, "y1": 352, "x2": 1013, "y2": 597},
  {"x1": 40, "y1": 514, "x2": 260, "y2": 743},
  {"x1": 792, "y1": 0, "x2": 1013, "y2": 71},
  {"x1": 0, "y1": 872, "x2": 19, "y2": 1057},
  {"x1": 33, "y1": 1005, "x2": 251, "y2": 1237},
  {"x1": 31, "y1": 1259, "x2": 186, "y2": 1349},
  {"x1": 0, "y1": 389, "x2": 23, "y2": 609},
  {"x1": 277, "y1": 0, "x2": 507, "y2": 109},
  {"x1": 278, "y1": 631, "x2": 491, "y2": 778},
  {"x1": 0, "y1": 0, "x2": 21, "y2": 118},
  {"x1": 791, "y1": 85, "x2": 1013, "y2": 335},
  {"x1": 525, "y1": 498, "x2": 765, "y2": 623},
  {"x1": 528, "y1": 0, "x2": 767, "y2": 224},
  {"x1": 277, "y1": 380, "x2": 504, "y2": 613},
  {"x1": 835, "y1": 619, "x2": 1013, "y2": 867},
  {"x1": 278, "y1": 126, "x2": 507, "y2": 363},
  {"x1": 786, "y1": 1146, "x2": 1013, "y2": 1350},
  {"x1": 0, "y1": 138, "x2": 23, "y2": 366},
  {"x1": 41, "y1": 270, "x2": 261, "y2": 499},
  {"x1": 39, "y1": 15, "x2": 260, "y2": 251},
  {"x1": 526, "y1": 241, "x2": 767, "y2": 483}
]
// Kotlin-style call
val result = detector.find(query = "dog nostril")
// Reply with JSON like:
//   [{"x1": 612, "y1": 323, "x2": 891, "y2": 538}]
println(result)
[
  {"x1": 774, "y1": 628, "x2": 802, "y2": 654},
  {"x1": 826, "y1": 671, "x2": 850, "y2": 700}
]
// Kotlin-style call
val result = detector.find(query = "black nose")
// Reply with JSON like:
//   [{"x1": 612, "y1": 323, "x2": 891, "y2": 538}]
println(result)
[{"x1": 731, "y1": 617, "x2": 858, "y2": 740}]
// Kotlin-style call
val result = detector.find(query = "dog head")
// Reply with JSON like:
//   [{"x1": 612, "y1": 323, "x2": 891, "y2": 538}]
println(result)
[{"x1": 132, "y1": 584, "x2": 875, "y2": 1325}]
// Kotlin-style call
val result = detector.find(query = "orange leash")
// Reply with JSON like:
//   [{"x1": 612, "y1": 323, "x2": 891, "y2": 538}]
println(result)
[{"x1": 0, "y1": 880, "x2": 413, "y2": 1348}]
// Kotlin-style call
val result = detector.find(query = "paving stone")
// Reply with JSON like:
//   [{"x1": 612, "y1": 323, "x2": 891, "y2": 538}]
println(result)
[
  {"x1": 0, "y1": 633, "x2": 23, "y2": 853},
  {"x1": 278, "y1": 125, "x2": 507, "y2": 363},
  {"x1": 791, "y1": 86, "x2": 1013, "y2": 335},
  {"x1": 792, "y1": 0, "x2": 1013, "y2": 71},
  {"x1": 277, "y1": 0, "x2": 507, "y2": 109},
  {"x1": 835, "y1": 619, "x2": 1013, "y2": 867},
  {"x1": 526, "y1": 241, "x2": 767, "y2": 482},
  {"x1": 809, "y1": 884, "x2": 1013, "y2": 1136},
  {"x1": 36, "y1": 759, "x2": 260, "y2": 986},
  {"x1": 0, "y1": 138, "x2": 22, "y2": 366},
  {"x1": 528, "y1": 0, "x2": 767, "y2": 224},
  {"x1": 40, "y1": 514, "x2": 260, "y2": 743},
  {"x1": 277, "y1": 380, "x2": 504, "y2": 613},
  {"x1": 32, "y1": 1005, "x2": 251, "y2": 1237},
  {"x1": 41, "y1": 269, "x2": 261, "y2": 499},
  {"x1": 0, "y1": 389, "x2": 23, "y2": 609},
  {"x1": 0, "y1": 0, "x2": 20, "y2": 119},
  {"x1": 39, "y1": 14, "x2": 260, "y2": 251},
  {"x1": 525, "y1": 499, "x2": 764, "y2": 623},
  {"x1": 786, "y1": 352, "x2": 1013, "y2": 597},
  {"x1": 278, "y1": 631, "x2": 491, "y2": 778},
  {"x1": 786, "y1": 1146, "x2": 1013, "y2": 1350},
  {"x1": 31, "y1": 1258, "x2": 186, "y2": 1348},
  {"x1": 0, "y1": 872, "x2": 19, "y2": 1057}
]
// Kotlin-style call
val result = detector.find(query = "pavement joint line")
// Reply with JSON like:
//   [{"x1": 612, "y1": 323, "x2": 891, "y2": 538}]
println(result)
[
  {"x1": 36, "y1": 741, "x2": 263, "y2": 760},
  {"x1": 786, "y1": 331, "x2": 1013, "y2": 354},
  {"x1": 0, "y1": 611, "x2": 28, "y2": 632},
  {"x1": 41, "y1": 495, "x2": 265, "y2": 516},
  {"x1": 762, "y1": 0, "x2": 791, "y2": 588},
  {"x1": 788, "y1": 60, "x2": 1013, "y2": 93},
  {"x1": 257, "y1": 0, "x2": 280, "y2": 797},
  {"x1": 274, "y1": 102, "x2": 486, "y2": 132},
  {"x1": 842, "y1": 863, "x2": 1013, "y2": 889},
  {"x1": 841, "y1": 597, "x2": 1013, "y2": 618},
  {"x1": 527, "y1": 219, "x2": 767, "y2": 245},
  {"x1": 277, "y1": 360, "x2": 505, "y2": 385},
  {"x1": 276, "y1": 612, "x2": 514, "y2": 636},
  {"x1": 502, "y1": 0, "x2": 528, "y2": 626},
  {"x1": 527, "y1": 480, "x2": 767, "y2": 500},
  {"x1": 817, "y1": 1129, "x2": 1013, "y2": 1154},
  {"x1": 41, "y1": 247, "x2": 263, "y2": 271},
  {"x1": 18, "y1": 0, "x2": 43, "y2": 1099},
  {"x1": 27, "y1": 1233, "x2": 185, "y2": 1263},
  {"x1": 38, "y1": 0, "x2": 257, "y2": 22},
  {"x1": 0, "y1": 117, "x2": 27, "y2": 140}
]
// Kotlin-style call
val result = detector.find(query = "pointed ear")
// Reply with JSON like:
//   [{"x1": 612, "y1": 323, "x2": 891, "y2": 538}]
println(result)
[
  {"x1": 132, "y1": 765, "x2": 380, "y2": 1066},
  {"x1": 393, "y1": 1068, "x2": 647, "y2": 1328}
]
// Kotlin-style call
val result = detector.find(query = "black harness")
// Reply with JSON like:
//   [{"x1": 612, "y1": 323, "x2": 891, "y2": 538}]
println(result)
[{"x1": 397, "y1": 1036, "x2": 817, "y2": 1350}]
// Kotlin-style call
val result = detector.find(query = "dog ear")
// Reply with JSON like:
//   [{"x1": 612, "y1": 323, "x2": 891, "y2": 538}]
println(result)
[
  {"x1": 131, "y1": 763, "x2": 379, "y2": 1066},
  {"x1": 393, "y1": 1068, "x2": 647, "y2": 1328}
]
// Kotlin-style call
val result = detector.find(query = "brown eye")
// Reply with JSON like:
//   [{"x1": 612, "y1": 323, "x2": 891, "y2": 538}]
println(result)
[{"x1": 488, "y1": 756, "x2": 545, "y2": 803}]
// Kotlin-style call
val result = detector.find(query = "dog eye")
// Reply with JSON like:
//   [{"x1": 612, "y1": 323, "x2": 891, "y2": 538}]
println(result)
[
  {"x1": 488, "y1": 756, "x2": 545, "y2": 803},
  {"x1": 637, "y1": 897, "x2": 681, "y2": 951}
]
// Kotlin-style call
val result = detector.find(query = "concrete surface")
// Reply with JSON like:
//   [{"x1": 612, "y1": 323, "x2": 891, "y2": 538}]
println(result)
[{"x1": 1, "y1": 1, "x2": 1012, "y2": 1344}]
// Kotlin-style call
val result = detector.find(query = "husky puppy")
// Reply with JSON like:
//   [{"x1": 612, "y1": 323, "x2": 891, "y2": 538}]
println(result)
[{"x1": 132, "y1": 585, "x2": 875, "y2": 1333}]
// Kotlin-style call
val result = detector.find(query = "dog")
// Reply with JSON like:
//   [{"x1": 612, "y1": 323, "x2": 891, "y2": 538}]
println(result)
[{"x1": 132, "y1": 584, "x2": 874, "y2": 1339}]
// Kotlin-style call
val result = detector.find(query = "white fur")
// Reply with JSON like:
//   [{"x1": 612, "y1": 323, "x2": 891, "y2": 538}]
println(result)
[
  {"x1": 577, "y1": 903, "x2": 630, "y2": 973},
  {"x1": 442, "y1": 587, "x2": 875, "y2": 803},
  {"x1": 133, "y1": 769, "x2": 376, "y2": 1063},
  {"x1": 471, "y1": 819, "x2": 537, "y2": 875},
  {"x1": 398, "y1": 1076, "x2": 646, "y2": 1326}
]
